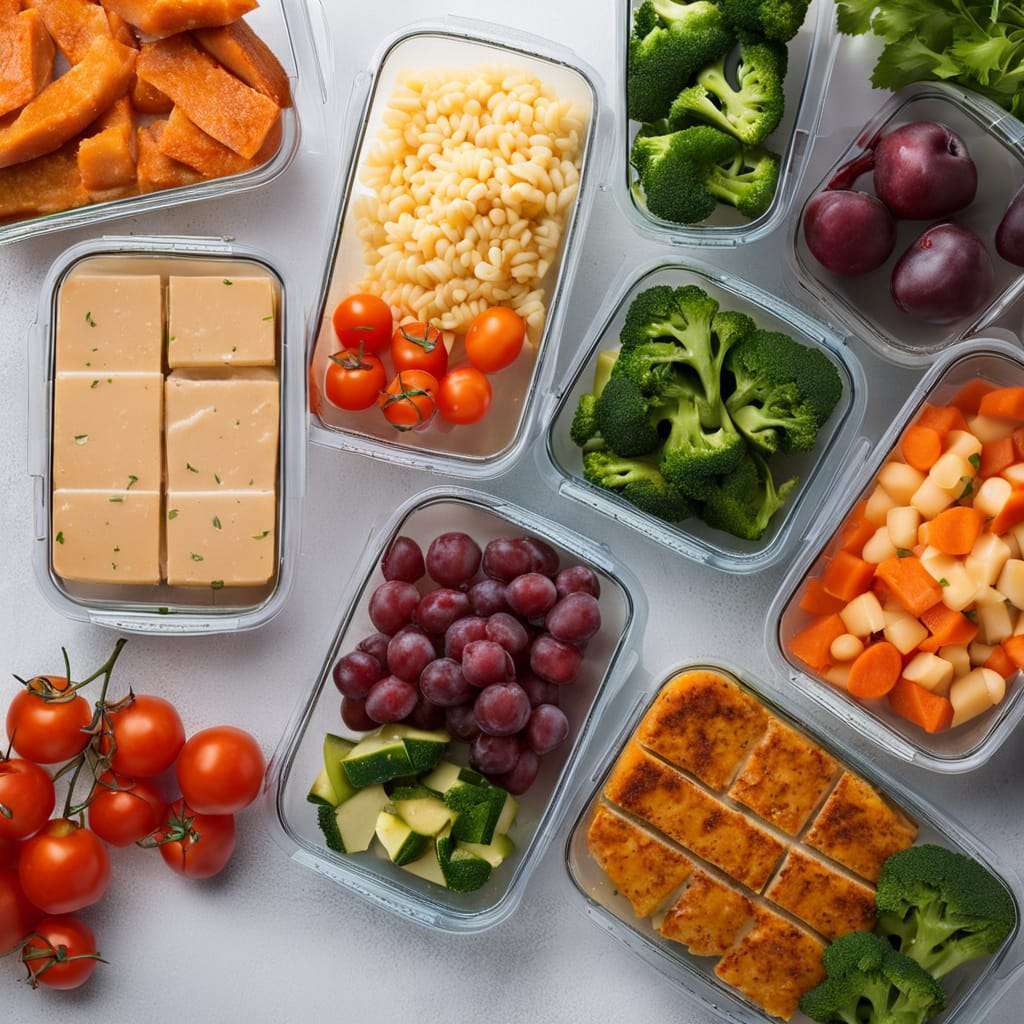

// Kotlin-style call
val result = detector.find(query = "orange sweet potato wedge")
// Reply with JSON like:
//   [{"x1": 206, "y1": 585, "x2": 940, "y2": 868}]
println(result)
[
  {"x1": 27, "y1": 0, "x2": 111, "y2": 64},
  {"x1": 0, "y1": 140, "x2": 89, "y2": 221},
  {"x1": 194, "y1": 19, "x2": 291, "y2": 107},
  {"x1": 136, "y1": 120, "x2": 201, "y2": 193},
  {"x1": 130, "y1": 74, "x2": 171, "y2": 113},
  {"x1": 157, "y1": 103, "x2": 280, "y2": 177},
  {"x1": 137, "y1": 35, "x2": 279, "y2": 159},
  {"x1": 103, "y1": 0, "x2": 256, "y2": 38},
  {"x1": 101, "y1": 3, "x2": 136, "y2": 46},
  {"x1": 78, "y1": 95, "x2": 136, "y2": 193},
  {"x1": 0, "y1": 36, "x2": 136, "y2": 168},
  {"x1": 0, "y1": 9, "x2": 55, "y2": 119}
]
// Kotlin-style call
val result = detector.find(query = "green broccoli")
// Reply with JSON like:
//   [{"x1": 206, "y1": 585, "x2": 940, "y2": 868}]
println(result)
[
  {"x1": 719, "y1": 0, "x2": 811, "y2": 42},
  {"x1": 627, "y1": 0, "x2": 735, "y2": 123},
  {"x1": 704, "y1": 146, "x2": 781, "y2": 219},
  {"x1": 669, "y1": 39, "x2": 788, "y2": 147},
  {"x1": 594, "y1": 374, "x2": 664, "y2": 457},
  {"x1": 582, "y1": 450, "x2": 695, "y2": 522},
  {"x1": 701, "y1": 450, "x2": 797, "y2": 540},
  {"x1": 799, "y1": 931, "x2": 946, "y2": 1024},
  {"x1": 730, "y1": 381, "x2": 819, "y2": 453},
  {"x1": 876, "y1": 845, "x2": 1016, "y2": 980},
  {"x1": 570, "y1": 350, "x2": 618, "y2": 447},
  {"x1": 630, "y1": 126, "x2": 740, "y2": 225}
]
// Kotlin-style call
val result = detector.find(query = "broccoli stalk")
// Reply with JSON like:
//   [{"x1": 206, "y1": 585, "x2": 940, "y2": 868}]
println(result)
[
  {"x1": 570, "y1": 349, "x2": 618, "y2": 448},
  {"x1": 704, "y1": 146, "x2": 781, "y2": 219},
  {"x1": 719, "y1": 0, "x2": 811, "y2": 43},
  {"x1": 702, "y1": 450, "x2": 797, "y2": 540},
  {"x1": 582, "y1": 450, "x2": 695, "y2": 522},
  {"x1": 730, "y1": 382, "x2": 819, "y2": 453}
]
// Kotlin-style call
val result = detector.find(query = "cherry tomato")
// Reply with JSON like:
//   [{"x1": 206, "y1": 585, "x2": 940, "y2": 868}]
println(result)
[
  {"x1": 19, "y1": 820, "x2": 110, "y2": 915},
  {"x1": 102, "y1": 694, "x2": 184, "y2": 778},
  {"x1": 0, "y1": 760, "x2": 55, "y2": 841},
  {"x1": 22, "y1": 916, "x2": 100, "y2": 990},
  {"x1": 332, "y1": 294, "x2": 393, "y2": 354},
  {"x1": 6, "y1": 676, "x2": 91, "y2": 765},
  {"x1": 391, "y1": 322, "x2": 449, "y2": 379},
  {"x1": 154, "y1": 800, "x2": 235, "y2": 879},
  {"x1": 176, "y1": 726, "x2": 265, "y2": 815},
  {"x1": 324, "y1": 347, "x2": 387, "y2": 411},
  {"x1": 465, "y1": 307, "x2": 526, "y2": 373},
  {"x1": 379, "y1": 370, "x2": 439, "y2": 432},
  {"x1": 87, "y1": 774, "x2": 165, "y2": 848},
  {"x1": 437, "y1": 365, "x2": 492, "y2": 425},
  {"x1": 0, "y1": 837, "x2": 19, "y2": 869},
  {"x1": 1, "y1": 867, "x2": 40, "y2": 954}
]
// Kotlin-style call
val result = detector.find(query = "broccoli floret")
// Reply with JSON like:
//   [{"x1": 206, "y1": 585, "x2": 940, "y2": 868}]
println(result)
[
  {"x1": 876, "y1": 845, "x2": 1016, "y2": 980},
  {"x1": 704, "y1": 146, "x2": 781, "y2": 219},
  {"x1": 628, "y1": 0, "x2": 735, "y2": 122},
  {"x1": 582, "y1": 450, "x2": 695, "y2": 522},
  {"x1": 594, "y1": 374, "x2": 663, "y2": 456},
  {"x1": 669, "y1": 39, "x2": 788, "y2": 147},
  {"x1": 571, "y1": 350, "x2": 619, "y2": 447},
  {"x1": 800, "y1": 931, "x2": 946, "y2": 1024},
  {"x1": 630, "y1": 126, "x2": 740, "y2": 225},
  {"x1": 701, "y1": 450, "x2": 797, "y2": 540},
  {"x1": 719, "y1": 0, "x2": 811, "y2": 42},
  {"x1": 730, "y1": 381, "x2": 819, "y2": 453}
]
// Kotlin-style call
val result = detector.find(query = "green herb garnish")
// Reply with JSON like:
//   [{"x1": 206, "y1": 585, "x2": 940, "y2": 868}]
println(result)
[
  {"x1": 55, "y1": 531, "x2": 64, "y2": 544},
  {"x1": 108, "y1": 496, "x2": 124, "y2": 503},
  {"x1": 223, "y1": 279, "x2": 233, "y2": 286},
  {"x1": 212, "y1": 516, "x2": 222, "y2": 530},
  {"x1": 939, "y1": 578, "x2": 950, "y2": 587},
  {"x1": 85, "y1": 311, "x2": 96, "y2": 327},
  {"x1": 186, "y1": 462, "x2": 199, "y2": 473},
  {"x1": 126, "y1": 474, "x2": 138, "y2": 490},
  {"x1": 896, "y1": 548, "x2": 912, "y2": 558},
  {"x1": 168, "y1": 509, "x2": 178, "y2": 520},
  {"x1": 969, "y1": 453, "x2": 982, "y2": 470},
  {"x1": 191, "y1": 553, "x2": 204, "y2": 562},
  {"x1": 252, "y1": 530, "x2": 270, "y2": 540},
  {"x1": 74, "y1": 434, "x2": 88, "y2": 445},
  {"x1": 211, "y1": 580, "x2": 225, "y2": 590}
]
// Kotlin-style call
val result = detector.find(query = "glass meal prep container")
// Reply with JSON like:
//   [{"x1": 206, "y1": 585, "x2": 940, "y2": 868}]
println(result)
[
  {"x1": 618, "y1": 0, "x2": 839, "y2": 248},
  {"x1": 790, "y1": 82, "x2": 1024, "y2": 368},
  {"x1": 265, "y1": 487, "x2": 644, "y2": 933},
  {"x1": 28, "y1": 235, "x2": 306, "y2": 635},
  {"x1": 769, "y1": 338, "x2": 1024, "y2": 773},
  {"x1": 565, "y1": 661, "x2": 1024, "y2": 1024},
  {"x1": 305, "y1": 21, "x2": 611, "y2": 479},
  {"x1": 0, "y1": 0, "x2": 322, "y2": 248},
  {"x1": 542, "y1": 258, "x2": 868, "y2": 574}
]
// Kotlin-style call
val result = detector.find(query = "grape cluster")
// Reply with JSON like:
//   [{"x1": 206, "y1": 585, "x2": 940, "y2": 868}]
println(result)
[{"x1": 331, "y1": 531, "x2": 603, "y2": 794}]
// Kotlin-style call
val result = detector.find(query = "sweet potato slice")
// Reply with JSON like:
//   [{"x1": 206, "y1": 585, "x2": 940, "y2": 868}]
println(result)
[
  {"x1": 0, "y1": 36, "x2": 136, "y2": 168},
  {"x1": 137, "y1": 35, "x2": 278, "y2": 159},
  {"x1": 194, "y1": 20, "x2": 291, "y2": 107},
  {"x1": 27, "y1": 0, "x2": 111, "y2": 64},
  {"x1": 136, "y1": 121, "x2": 201, "y2": 193},
  {"x1": 78, "y1": 95, "x2": 136, "y2": 193},
  {"x1": 130, "y1": 74, "x2": 172, "y2": 114},
  {"x1": 157, "y1": 103, "x2": 281, "y2": 177},
  {"x1": 0, "y1": 9, "x2": 55, "y2": 119},
  {"x1": 103, "y1": 0, "x2": 256, "y2": 38},
  {"x1": 101, "y1": 3, "x2": 136, "y2": 46},
  {"x1": 0, "y1": 141, "x2": 89, "y2": 221}
]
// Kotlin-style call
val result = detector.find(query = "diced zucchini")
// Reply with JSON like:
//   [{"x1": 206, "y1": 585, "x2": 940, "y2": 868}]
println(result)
[
  {"x1": 391, "y1": 786, "x2": 453, "y2": 837},
  {"x1": 459, "y1": 833, "x2": 515, "y2": 868},
  {"x1": 451, "y1": 800, "x2": 493, "y2": 843},
  {"x1": 334, "y1": 784, "x2": 389, "y2": 853},
  {"x1": 401, "y1": 842, "x2": 446, "y2": 887},
  {"x1": 494, "y1": 792, "x2": 518, "y2": 836},
  {"x1": 441, "y1": 848, "x2": 492, "y2": 893},
  {"x1": 422, "y1": 761, "x2": 461, "y2": 795},
  {"x1": 376, "y1": 810, "x2": 430, "y2": 867},
  {"x1": 317, "y1": 803, "x2": 343, "y2": 852},
  {"x1": 342, "y1": 735, "x2": 414, "y2": 789},
  {"x1": 323, "y1": 734, "x2": 356, "y2": 803},
  {"x1": 306, "y1": 767, "x2": 338, "y2": 807},
  {"x1": 379, "y1": 724, "x2": 449, "y2": 774}
]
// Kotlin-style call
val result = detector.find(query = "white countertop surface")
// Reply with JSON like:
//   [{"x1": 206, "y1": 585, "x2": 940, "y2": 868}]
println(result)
[{"x1": 2, "y1": 2, "x2": 1022, "y2": 1021}]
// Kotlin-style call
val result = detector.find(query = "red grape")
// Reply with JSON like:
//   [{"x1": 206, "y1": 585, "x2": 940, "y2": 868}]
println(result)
[
  {"x1": 482, "y1": 538, "x2": 533, "y2": 582},
  {"x1": 462, "y1": 640, "x2": 515, "y2": 689},
  {"x1": 505, "y1": 572, "x2": 557, "y2": 620},
  {"x1": 468, "y1": 579, "x2": 508, "y2": 617},
  {"x1": 386, "y1": 631, "x2": 436, "y2": 682},
  {"x1": 526, "y1": 704, "x2": 569, "y2": 754},
  {"x1": 369, "y1": 581, "x2": 420, "y2": 635},
  {"x1": 365, "y1": 677, "x2": 418, "y2": 723},
  {"x1": 408, "y1": 698, "x2": 446, "y2": 731},
  {"x1": 414, "y1": 588, "x2": 471, "y2": 635},
  {"x1": 470, "y1": 734, "x2": 520, "y2": 775},
  {"x1": 485, "y1": 612, "x2": 529, "y2": 655},
  {"x1": 444, "y1": 616, "x2": 488, "y2": 661},
  {"x1": 341, "y1": 697, "x2": 376, "y2": 732},
  {"x1": 523, "y1": 537, "x2": 560, "y2": 578},
  {"x1": 474, "y1": 683, "x2": 531, "y2": 736},
  {"x1": 357, "y1": 633, "x2": 390, "y2": 665},
  {"x1": 555, "y1": 565, "x2": 600, "y2": 600},
  {"x1": 419, "y1": 658, "x2": 474, "y2": 708},
  {"x1": 426, "y1": 532, "x2": 481, "y2": 588},
  {"x1": 531, "y1": 634, "x2": 582, "y2": 685},
  {"x1": 332, "y1": 651, "x2": 384, "y2": 700},
  {"x1": 381, "y1": 535, "x2": 425, "y2": 583},
  {"x1": 520, "y1": 671, "x2": 559, "y2": 707},
  {"x1": 546, "y1": 592, "x2": 601, "y2": 644},
  {"x1": 445, "y1": 704, "x2": 480, "y2": 741},
  {"x1": 496, "y1": 748, "x2": 539, "y2": 795}
]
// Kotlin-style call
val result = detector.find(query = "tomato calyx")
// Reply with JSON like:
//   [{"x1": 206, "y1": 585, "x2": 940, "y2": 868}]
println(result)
[
  {"x1": 380, "y1": 383, "x2": 435, "y2": 431},
  {"x1": 138, "y1": 805, "x2": 199, "y2": 851},
  {"x1": 398, "y1": 322, "x2": 440, "y2": 353},
  {"x1": 329, "y1": 344, "x2": 374, "y2": 372},
  {"x1": 20, "y1": 935, "x2": 108, "y2": 990}
]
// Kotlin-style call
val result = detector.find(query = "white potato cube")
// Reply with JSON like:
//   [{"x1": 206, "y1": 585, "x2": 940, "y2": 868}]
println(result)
[
  {"x1": 862, "y1": 526, "x2": 898, "y2": 564},
  {"x1": 929, "y1": 452, "x2": 975, "y2": 492},
  {"x1": 969, "y1": 641, "x2": 995, "y2": 667},
  {"x1": 978, "y1": 601, "x2": 1014, "y2": 646},
  {"x1": 997, "y1": 559, "x2": 1024, "y2": 609},
  {"x1": 911, "y1": 478, "x2": 956, "y2": 519},
  {"x1": 938, "y1": 644, "x2": 971, "y2": 678},
  {"x1": 973, "y1": 585, "x2": 1005, "y2": 606},
  {"x1": 830, "y1": 634, "x2": 864, "y2": 662},
  {"x1": 966, "y1": 533, "x2": 1011, "y2": 587},
  {"x1": 1004, "y1": 463, "x2": 1024, "y2": 488},
  {"x1": 824, "y1": 663, "x2": 851, "y2": 691},
  {"x1": 883, "y1": 611, "x2": 929, "y2": 655},
  {"x1": 903, "y1": 652, "x2": 955, "y2": 694},
  {"x1": 1004, "y1": 529, "x2": 1022, "y2": 559},
  {"x1": 879, "y1": 462, "x2": 925, "y2": 505},
  {"x1": 967, "y1": 415, "x2": 1015, "y2": 442},
  {"x1": 974, "y1": 476, "x2": 1013, "y2": 518},
  {"x1": 841, "y1": 592, "x2": 886, "y2": 637},
  {"x1": 945, "y1": 430, "x2": 983, "y2": 459},
  {"x1": 950, "y1": 668, "x2": 1006, "y2": 727},
  {"x1": 940, "y1": 565, "x2": 978, "y2": 612},
  {"x1": 886, "y1": 507, "x2": 920, "y2": 550},
  {"x1": 921, "y1": 551, "x2": 960, "y2": 583},
  {"x1": 865, "y1": 484, "x2": 897, "y2": 527}
]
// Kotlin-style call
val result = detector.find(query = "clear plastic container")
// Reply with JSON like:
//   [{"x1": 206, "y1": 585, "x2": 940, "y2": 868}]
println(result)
[
  {"x1": 306, "y1": 19, "x2": 611, "y2": 479},
  {"x1": 790, "y1": 82, "x2": 1024, "y2": 367},
  {"x1": 618, "y1": 0, "x2": 839, "y2": 248},
  {"x1": 769, "y1": 338, "x2": 1024, "y2": 773},
  {"x1": 0, "y1": 0, "x2": 322, "y2": 247},
  {"x1": 565, "y1": 661, "x2": 1024, "y2": 1024},
  {"x1": 264, "y1": 487, "x2": 645, "y2": 933},
  {"x1": 28, "y1": 235, "x2": 306, "y2": 635},
  {"x1": 541, "y1": 257, "x2": 868, "y2": 574}
]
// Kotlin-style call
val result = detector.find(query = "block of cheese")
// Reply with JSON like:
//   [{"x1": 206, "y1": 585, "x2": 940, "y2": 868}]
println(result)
[
  {"x1": 56, "y1": 273, "x2": 163, "y2": 372},
  {"x1": 164, "y1": 368, "x2": 278, "y2": 492},
  {"x1": 167, "y1": 275, "x2": 276, "y2": 368},
  {"x1": 165, "y1": 491, "x2": 276, "y2": 587},
  {"x1": 52, "y1": 373, "x2": 162, "y2": 491},
  {"x1": 52, "y1": 489, "x2": 161, "y2": 584}
]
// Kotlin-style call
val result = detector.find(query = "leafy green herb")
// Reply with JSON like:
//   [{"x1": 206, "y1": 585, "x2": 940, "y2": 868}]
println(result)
[
  {"x1": 127, "y1": 474, "x2": 138, "y2": 490},
  {"x1": 964, "y1": 608, "x2": 978, "y2": 622},
  {"x1": 85, "y1": 311, "x2": 96, "y2": 327},
  {"x1": 168, "y1": 509, "x2": 178, "y2": 520},
  {"x1": 252, "y1": 530, "x2": 270, "y2": 540},
  {"x1": 158, "y1": 607, "x2": 169, "y2": 615},
  {"x1": 211, "y1": 580, "x2": 225, "y2": 590},
  {"x1": 214, "y1": 473, "x2": 222, "y2": 485},
  {"x1": 191, "y1": 553, "x2": 204, "y2": 562},
  {"x1": 108, "y1": 496, "x2": 124, "y2": 503},
  {"x1": 212, "y1": 516, "x2": 222, "y2": 530},
  {"x1": 55, "y1": 531, "x2": 64, "y2": 544},
  {"x1": 223, "y1": 279, "x2": 233, "y2": 286},
  {"x1": 262, "y1": 315, "x2": 273, "y2": 321},
  {"x1": 896, "y1": 547, "x2": 912, "y2": 558},
  {"x1": 939, "y1": 577, "x2": 950, "y2": 587},
  {"x1": 960, "y1": 477, "x2": 974, "y2": 499},
  {"x1": 90, "y1": 380, "x2": 99, "y2": 389},
  {"x1": 74, "y1": 434, "x2": 88, "y2": 445},
  {"x1": 186, "y1": 462, "x2": 199, "y2": 473},
  {"x1": 969, "y1": 453, "x2": 982, "y2": 470},
  {"x1": 111, "y1": 562, "x2": 117, "y2": 571}
]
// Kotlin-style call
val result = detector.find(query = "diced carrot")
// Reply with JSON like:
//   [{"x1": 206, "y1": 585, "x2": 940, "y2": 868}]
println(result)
[
  {"x1": 901, "y1": 425, "x2": 943, "y2": 471},
  {"x1": 847, "y1": 642, "x2": 903, "y2": 699},
  {"x1": 1003, "y1": 635, "x2": 1024, "y2": 669},
  {"x1": 1012, "y1": 428, "x2": 1024, "y2": 463},
  {"x1": 889, "y1": 677, "x2": 954, "y2": 733},
  {"x1": 788, "y1": 614, "x2": 845, "y2": 673},
  {"x1": 798, "y1": 579, "x2": 845, "y2": 616},
  {"x1": 871, "y1": 576, "x2": 892, "y2": 606},
  {"x1": 874, "y1": 556, "x2": 943, "y2": 617},
  {"x1": 984, "y1": 645, "x2": 1017, "y2": 681},
  {"x1": 925, "y1": 506, "x2": 984, "y2": 556},
  {"x1": 918, "y1": 604, "x2": 978, "y2": 652},
  {"x1": 991, "y1": 489, "x2": 1024, "y2": 535},
  {"x1": 950, "y1": 379, "x2": 996, "y2": 414},
  {"x1": 838, "y1": 514, "x2": 875, "y2": 555},
  {"x1": 980, "y1": 387, "x2": 1024, "y2": 421},
  {"x1": 916, "y1": 404, "x2": 969, "y2": 435},
  {"x1": 980, "y1": 437, "x2": 1015, "y2": 478},
  {"x1": 821, "y1": 550, "x2": 876, "y2": 602}
]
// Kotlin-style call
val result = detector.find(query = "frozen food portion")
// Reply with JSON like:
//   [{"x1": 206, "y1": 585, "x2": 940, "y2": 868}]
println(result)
[
  {"x1": 27, "y1": 0, "x2": 112, "y2": 65},
  {"x1": 52, "y1": 488, "x2": 160, "y2": 584},
  {"x1": 586, "y1": 804, "x2": 693, "y2": 918},
  {"x1": 0, "y1": 141, "x2": 87, "y2": 220},
  {"x1": 157, "y1": 105, "x2": 280, "y2": 179},
  {"x1": 103, "y1": 0, "x2": 256, "y2": 38},
  {"x1": 136, "y1": 120, "x2": 202, "y2": 193},
  {"x1": 0, "y1": 8, "x2": 55, "y2": 119},
  {"x1": 658, "y1": 870, "x2": 753, "y2": 956},
  {"x1": 77, "y1": 94, "x2": 136, "y2": 195},
  {"x1": 194, "y1": 19, "x2": 291, "y2": 107}
]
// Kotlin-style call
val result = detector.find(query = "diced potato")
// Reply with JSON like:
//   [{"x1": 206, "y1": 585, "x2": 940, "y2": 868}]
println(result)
[
  {"x1": 938, "y1": 644, "x2": 971, "y2": 678},
  {"x1": 824, "y1": 663, "x2": 851, "y2": 690},
  {"x1": 883, "y1": 611, "x2": 929, "y2": 655},
  {"x1": 974, "y1": 476, "x2": 1013, "y2": 518},
  {"x1": 903, "y1": 652, "x2": 955, "y2": 694},
  {"x1": 967, "y1": 414, "x2": 1015, "y2": 443},
  {"x1": 921, "y1": 551, "x2": 960, "y2": 583},
  {"x1": 911, "y1": 478, "x2": 956, "y2": 519},
  {"x1": 1007, "y1": 519, "x2": 1024, "y2": 553},
  {"x1": 879, "y1": 462, "x2": 925, "y2": 505},
  {"x1": 996, "y1": 558, "x2": 1024, "y2": 609},
  {"x1": 865, "y1": 484, "x2": 897, "y2": 527},
  {"x1": 840, "y1": 592, "x2": 886, "y2": 638},
  {"x1": 945, "y1": 430, "x2": 983, "y2": 459},
  {"x1": 966, "y1": 533, "x2": 1011, "y2": 587},
  {"x1": 940, "y1": 565, "x2": 977, "y2": 612},
  {"x1": 886, "y1": 506, "x2": 920, "y2": 550},
  {"x1": 929, "y1": 451, "x2": 975, "y2": 492},
  {"x1": 862, "y1": 526, "x2": 898, "y2": 564},
  {"x1": 1016, "y1": 609, "x2": 1024, "y2": 636},
  {"x1": 950, "y1": 668, "x2": 1006, "y2": 727},
  {"x1": 830, "y1": 634, "x2": 864, "y2": 662},
  {"x1": 969, "y1": 641, "x2": 995, "y2": 667},
  {"x1": 1004, "y1": 530, "x2": 1022, "y2": 559},
  {"x1": 1004, "y1": 463, "x2": 1024, "y2": 488},
  {"x1": 978, "y1": 601, "x2": 1014, "y2": 646}
]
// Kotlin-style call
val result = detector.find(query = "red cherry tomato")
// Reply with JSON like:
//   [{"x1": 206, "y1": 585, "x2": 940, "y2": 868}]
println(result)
[
  {"x1": 22, "y1": 916, "x2": 100, "y2": 990},
  {"x1": 102, "y1": 695, "x2": 184, "y2": 778},
  {"x1": 0, "y1": 837, "x2": 19, "y2": 868},
  {"x1": 437, "y1": 365, "x2": 492, "y2": 425},
  {"x1": 465, "y1": 307, "x2": 526, "y2": 373},
  {"x1": 0, "y1": 760, "x2": 55, "y2": 841},
  {"x1": 379, "y1": 370, "x2": 439, "y2": 432},
  {"x1": 6, "y1": 677, "x2": 92, "y2": 765},
  {"x1": 154, "y1": 800, "x2": 236, "y2": 879},
  {"x1": 87, "y1": 774, "x2": 165, "y2": 848},
  {"x1": 332, "y1": 294, "x2": 393, "y2": 354},
  {"x1": 176, "y1": 726, "x2": 265, "y2": 815},
  {"x1": 391, "y1": 322, "x2": 449, "y2": 379},
  {"x1": 1, "y1": 866, "x2": 41, "y2": 954},
  {"x1": 19, "y1": 820, "x2": 110, "y2": 915},
  {"x1": 324, "y1": 347, "x2": 387, "y2": 411}
]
